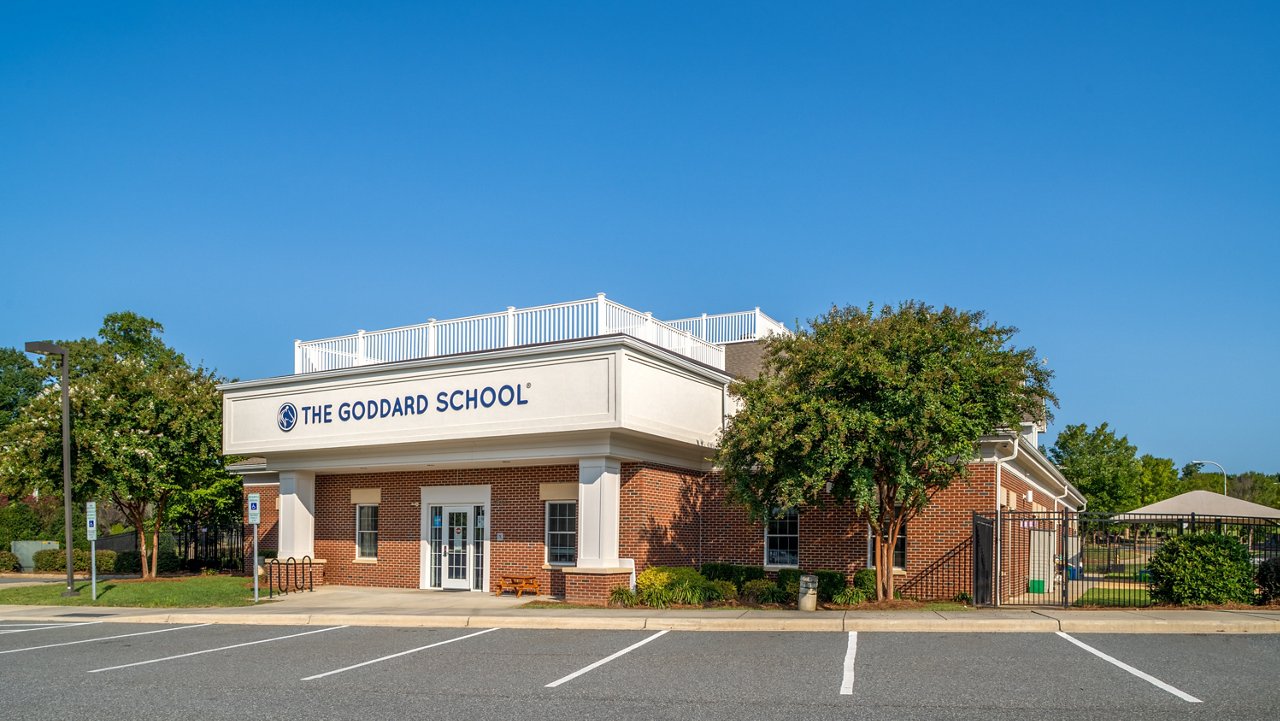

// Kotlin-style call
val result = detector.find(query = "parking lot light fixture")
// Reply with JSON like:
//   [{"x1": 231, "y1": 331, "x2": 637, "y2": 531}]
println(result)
[
  {"x1": 1191, "y1": 459, "x2": 1229, "y2": 497},
  {"x1": 24, "y1": 340, "x2": 78, "y2": 597}
]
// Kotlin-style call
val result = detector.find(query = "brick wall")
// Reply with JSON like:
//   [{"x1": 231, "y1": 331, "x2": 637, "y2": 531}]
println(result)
[
  {"x1": 619, "y1": 462, "x2": 705, "y2": 570},
  {"x1": 563, "y1": 571, "x2": 631, "y2": 604},
  {"x1": 242, "y1": 458, "x2": 1016, "y2": 602},
  {"x1": 241, "y1": 483, "x2": 279, "y2": 575},
  {"x1": 311, "y1": 465, "x2": 577, "y2": 590}
]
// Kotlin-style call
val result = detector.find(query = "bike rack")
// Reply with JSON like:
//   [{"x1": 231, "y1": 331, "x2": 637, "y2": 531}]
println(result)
[{"x1": 267, "y1": 555, "x2": 314, "y2": 598}]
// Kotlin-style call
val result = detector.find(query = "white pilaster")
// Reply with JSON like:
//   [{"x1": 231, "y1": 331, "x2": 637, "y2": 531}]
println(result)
[
  {"x1": 278, "y1": 470, "x2": 316, "y2": 559},
  {"x1": 577, "y1": 457, "x2": 621, "y2": 568}
]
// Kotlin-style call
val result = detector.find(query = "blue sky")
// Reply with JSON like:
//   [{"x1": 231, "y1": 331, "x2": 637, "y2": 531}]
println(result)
[{"x1": 2, "y1": 3, "x2": 1277, "y2": 471}]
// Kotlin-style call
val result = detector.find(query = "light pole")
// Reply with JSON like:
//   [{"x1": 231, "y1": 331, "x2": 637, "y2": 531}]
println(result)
[
  {"x1": 1191, "y1": 459, "x2": 1229, "y2": 497},
  {"x1": 24, "y1": 341, "x2": 78, "y2": 597}
]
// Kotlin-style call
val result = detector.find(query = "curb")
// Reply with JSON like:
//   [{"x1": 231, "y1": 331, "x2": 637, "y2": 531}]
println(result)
[{"x1": 4, "y1": 605, "x2": 1279, "y2": 634}]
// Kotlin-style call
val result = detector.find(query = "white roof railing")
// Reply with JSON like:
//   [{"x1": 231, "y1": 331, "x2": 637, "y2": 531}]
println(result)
[
  {"x1": 292, "y1": 294, "x2": 780, "y2": 374},
  {"x1": 665, "y1": 308, "x2": 789, "y2": 345}
]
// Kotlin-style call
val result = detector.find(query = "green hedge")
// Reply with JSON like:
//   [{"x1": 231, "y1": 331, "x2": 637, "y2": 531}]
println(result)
[
  {"x1": 110, "y1": 550, "x2": 182, "y2": 575},
  {"x1": 115, "y1": 551, "x2": 142, "y2": 574},
  {"x1": 0, "y1": 550, "x2": 20, "y2": 572},
  {"x1": 1147, "y1": 534, "x2": 1255, "y2": 605},
  {"x1": 700, "y1": 562, "x2": 766, "y2": 590},
  {"x1": 1256, "y1": 558, "x2": 1280, "y2": 604},
  {"x1": 31, "y1": 548, "x2": 117, "y2": 573}
]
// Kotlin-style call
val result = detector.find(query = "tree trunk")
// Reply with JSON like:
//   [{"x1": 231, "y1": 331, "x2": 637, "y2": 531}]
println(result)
[{"x1": 150, "y1": 498, "x2": 168, "y2": 578}]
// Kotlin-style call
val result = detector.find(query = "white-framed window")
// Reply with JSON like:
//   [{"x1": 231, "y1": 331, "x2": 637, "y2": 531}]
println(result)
[
  {"x1": 356, "y1": 504, "x2": 379, "y2": 559},
  {"x1": 867, "y1": 522, "x2": 907, "y2": 570},
  {"x1": 765, "y1": 507, "x2": 799, "y2": 567},
  {"x1": 545, "y1": 501, "x2": 577, "y2": 565}
]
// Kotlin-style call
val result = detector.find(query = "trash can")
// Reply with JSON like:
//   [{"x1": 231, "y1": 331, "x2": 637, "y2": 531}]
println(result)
[{"x1": 798, "y1": 574, "x2": 819, "y2": 611}]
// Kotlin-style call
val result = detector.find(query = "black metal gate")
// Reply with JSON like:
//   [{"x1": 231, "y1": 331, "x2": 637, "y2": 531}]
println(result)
[{"x1": 972, "y1": 513, "x2": 994, "y2": 606}]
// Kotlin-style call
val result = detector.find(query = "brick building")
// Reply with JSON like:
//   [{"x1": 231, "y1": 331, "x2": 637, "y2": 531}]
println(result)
[{"x1": 224, "y1": 295, "x2": 1083, "y2": 603}]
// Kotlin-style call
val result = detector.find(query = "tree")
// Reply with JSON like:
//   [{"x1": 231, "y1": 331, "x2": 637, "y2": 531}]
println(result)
[
  {"x1": 717, "y1": 301, "x2": 1054, "y2": 600},
  {"x1": 0, "y1": 347, "x2": 43, "y2": 432},
  {"x1": 1046, "y1": 423, "x2": 1140, "y2": 513},
  {"x1": 0, "y1": 313, "x2": 234, "y2": 578},
  {"x1": 1136, "y1": 454, "x2": 1179, "y2": 506}
]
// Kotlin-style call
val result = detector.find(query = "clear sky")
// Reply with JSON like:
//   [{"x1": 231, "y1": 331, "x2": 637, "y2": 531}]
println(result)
[{"x1": 2, "y1": 3, "x2": 1277, "y2": 471}]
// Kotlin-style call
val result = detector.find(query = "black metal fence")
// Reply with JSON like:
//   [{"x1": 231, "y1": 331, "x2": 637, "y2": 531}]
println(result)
[
  {"x1": 88, "y1": 525, "x2": 245, "y2": 571},
  {"x1": 976, "y1": 511, "x2": 1280, "y2": 608},
  {"x1": 175, "y1": 525, "x2": 244, "y2": 570}
]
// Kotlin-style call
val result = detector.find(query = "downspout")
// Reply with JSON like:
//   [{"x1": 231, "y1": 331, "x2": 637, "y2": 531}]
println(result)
[{"x1": 993, "y1": 435, "x2": 1020, "y2": 608}]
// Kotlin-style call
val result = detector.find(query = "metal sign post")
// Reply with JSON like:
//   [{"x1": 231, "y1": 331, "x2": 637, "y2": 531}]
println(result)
[
  {"x1": 247, "y1": 493, "x2": 261, "y2": 603},
  {"x1": 85, "y1": 502, "x2": 97, "y2": 601}
]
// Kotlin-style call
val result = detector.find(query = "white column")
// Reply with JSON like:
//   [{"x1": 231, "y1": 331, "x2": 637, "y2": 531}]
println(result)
[
  {"x1": 577, "y1": 457, "x2": 621, "y2": 568},
  {"x1": 278, "y1": 470, "x2": 316, "y2": 560}
]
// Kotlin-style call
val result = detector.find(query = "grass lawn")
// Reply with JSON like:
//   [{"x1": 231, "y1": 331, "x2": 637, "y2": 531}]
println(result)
[
  {"x1": 0, "y1": 575, "x2": 267, "y2": 607},
  {"x1": 1073, "y1": 587, "x2": 1152, "y2": 607}
]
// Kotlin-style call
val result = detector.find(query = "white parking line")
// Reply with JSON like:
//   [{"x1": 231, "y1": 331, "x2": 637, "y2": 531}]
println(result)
[
  {"x1": 302, "y1": 627, "x2": 500, "y2": 681},
  {"x1": 0, "y1": 622, "x2": 103, "y2": 635},
  {"x1": 545, "y1": 630, "x2": 669, "y2": 688},
  {"x1": 87, "y1": 625, "x2": 348, "y2": 673},
  {"x1": 0, "y1": 623, "x2": 210, "y2": 655},
  {"x1": 1055, "y1": 632, "x2": 1201, "y2": 703},
  {"x1": 0, "y1": 623, "x2": 73, "y2": 627},
  {"x1": 839, "y1": 631, "x2": 858, "y2": 695}
]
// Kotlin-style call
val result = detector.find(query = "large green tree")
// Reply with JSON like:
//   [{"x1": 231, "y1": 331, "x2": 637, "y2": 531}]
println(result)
[
  {"x1": 1046, "y1": 423, "x2": 1140, "y2": 513},
  {"x1": 0, "y1": 313, "x2": 234, "y2": 578},
  {"x1": 0, "y1": 347, "x2": 44, "y2": 432},
  {"x1": 1136, "y1": 454, "x2": 1179, "y2": 507},
  {"x1": 717, "y1": 301, "x2": 1054, "y2": 600}
]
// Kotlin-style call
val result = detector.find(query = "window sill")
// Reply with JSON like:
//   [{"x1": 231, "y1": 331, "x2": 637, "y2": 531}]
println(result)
[
  {"x1": 353, "y1": 558, "x2": 378, "y2": 564},
  {"x1": 763, "y1": 564, "x2": 799, "y2": 571},
  {"x1": 868, "y1": 567, "x2": 908, "y2": 575}
]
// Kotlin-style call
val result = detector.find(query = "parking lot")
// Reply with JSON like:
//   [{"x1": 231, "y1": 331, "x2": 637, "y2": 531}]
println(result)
[{"x1": 1, "y1": 618, "x2": 1277, "y2": 720}]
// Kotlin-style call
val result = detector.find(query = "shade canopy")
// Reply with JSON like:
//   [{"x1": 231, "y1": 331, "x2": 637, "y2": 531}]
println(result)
[{"x1": 1112, "y1": 490, "x2": 1280, "y2": 521}]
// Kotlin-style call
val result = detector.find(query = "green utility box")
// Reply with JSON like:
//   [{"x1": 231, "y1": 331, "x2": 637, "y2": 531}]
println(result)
[{"x1": 1027, "y1": 579, "x2": 1046, "y2": 594}]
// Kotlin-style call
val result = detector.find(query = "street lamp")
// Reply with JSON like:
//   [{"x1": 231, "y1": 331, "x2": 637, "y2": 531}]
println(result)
[
  {"x1": 24, "y1": 341, "x2": 78, "y2": 597},
  {"x1": 1191, "y1": 459, "x2": 1229, "y2": 497}
]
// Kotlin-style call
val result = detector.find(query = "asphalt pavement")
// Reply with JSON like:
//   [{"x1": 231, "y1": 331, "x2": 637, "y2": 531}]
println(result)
[{"x1": 0, "y1": 619, "x2": 1276, "y2": 720}]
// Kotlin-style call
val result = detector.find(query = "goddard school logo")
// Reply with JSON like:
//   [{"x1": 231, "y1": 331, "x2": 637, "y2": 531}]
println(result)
[{"x1": 277, "y1": 402, "x2": 298, "y2": 432}]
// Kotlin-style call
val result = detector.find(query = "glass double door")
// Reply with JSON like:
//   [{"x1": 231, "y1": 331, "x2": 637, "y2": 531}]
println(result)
[{"x1": 430, "y1": 504, "x2": 486, "y2": 591}]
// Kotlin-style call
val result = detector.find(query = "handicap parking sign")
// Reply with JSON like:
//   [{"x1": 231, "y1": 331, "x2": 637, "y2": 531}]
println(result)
[{"x1": 248, "y1": 493, "x2": 261, "y2": 525}]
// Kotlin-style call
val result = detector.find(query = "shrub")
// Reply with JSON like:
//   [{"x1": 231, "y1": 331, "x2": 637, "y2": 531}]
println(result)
[
  {"x1": 94, "y1": 550, "x2": 117, "y2": 573},
  {"x1": 700, "y1": 562, "x2": 766, "y2": 590},
  {"x1": 115, "y1": 551, "x2": 142, "y2": 574},
  {"x1": 1147, "y1": 534, "x2": 1255, "y2": 605},
  {"x1": 852, "y1": 568, "x2": 877, "y2": 598},
  {"x1": 33, "y1": 549, "x2": 62, "y2": 572},
  {"x1": 832, "y1": 586, "x2": 867, "y2": 606},
  {"x1": 0, "y1": 550, "x2": 20, "y2": 572},
  {"x1": 31, "y1": 548, "x2": 117, "y2": 573},
  {"x1": 814, "y1": 570, "x2": 847, "y2": 602},
  {"x1": 635, "y1": 566, "x2": 721, "y2": 608},
  {"x1": 156, "y1": 551, "x2": 183, "y2": 574},
  {"x1": 774, "y1": 568, "x2": 801, "y2": 603},
  {"x1": 1256, "y1": 558, "x2": 1280, "y2": 604},
  {"x1": 740, "y1": 578, "x2": 790, "y2": 604},
  {"x1": 708, "y1": 579, "x2": 737, "y2": 602},
  {"x1": 609, "y1": 586, "x2": 638, "y2": 607},
  {"x1": 741, "y1": 578, "x2": 779, "y2": 604}
]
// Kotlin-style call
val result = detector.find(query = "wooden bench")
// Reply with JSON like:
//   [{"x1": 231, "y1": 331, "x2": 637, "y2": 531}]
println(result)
[{"x1": 493, "y1": 574, "x2": 540, "y2": 598}]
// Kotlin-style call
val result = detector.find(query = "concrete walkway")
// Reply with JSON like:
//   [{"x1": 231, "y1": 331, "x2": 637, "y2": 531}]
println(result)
[{"x1": 2, "y1": 584, "x2": 1278, "y2": 633}]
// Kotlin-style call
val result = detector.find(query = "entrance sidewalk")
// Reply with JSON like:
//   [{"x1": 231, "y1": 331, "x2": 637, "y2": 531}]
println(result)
[{"x1": 2, "y1": 585, "x2": 1278, "y2": 634}]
